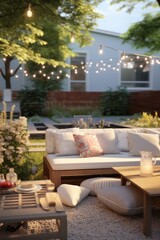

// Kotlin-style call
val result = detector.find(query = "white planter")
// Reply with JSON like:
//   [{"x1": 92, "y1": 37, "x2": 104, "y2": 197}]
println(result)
[{"x1": 3, "y1": 89, "x2": 12, "y2": 102}]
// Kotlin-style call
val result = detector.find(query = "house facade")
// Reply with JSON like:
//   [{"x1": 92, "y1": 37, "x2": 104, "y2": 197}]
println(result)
[
  {"x1": 0, "y1": 29, "x2": 160, "y2": 93},
  {"x1": 62, "y1": 29, "x2": 160, "y2": 92}
]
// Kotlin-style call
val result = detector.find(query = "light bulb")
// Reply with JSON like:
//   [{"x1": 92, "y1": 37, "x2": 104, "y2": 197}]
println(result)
[
  {"x1": 27, "y1": 4, "x2": 33, "y2": 17},
  {"x1": 71, "y1": 33, "x2": 75, "y2": 43},
  {"x1": 99, "y1": 45, "x2": 103, "y2": 54}
]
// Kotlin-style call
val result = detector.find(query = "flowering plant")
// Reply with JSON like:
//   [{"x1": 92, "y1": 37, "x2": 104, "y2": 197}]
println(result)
[{"x1": 0, "y1": 102, "x2": 29, "y2": 175}]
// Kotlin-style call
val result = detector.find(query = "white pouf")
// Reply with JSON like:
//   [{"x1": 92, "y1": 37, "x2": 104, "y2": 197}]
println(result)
[
  {"x1": 97, "y1": 185, "x2": 143, "y2": 216},
  {"x1": 80, "y1": 177, "x2": 121, "y2": 195}
]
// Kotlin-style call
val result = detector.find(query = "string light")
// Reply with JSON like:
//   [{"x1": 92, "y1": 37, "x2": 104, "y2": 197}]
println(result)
[
  {"x1": 27, "y1": 4, "x2": 33, "y2": 18},
  {"x1": 70, "y1": 33, "x2": 75, "y2": 43},
  {"x1": 99, "y1": 45, "x2": 103, "y2": 54},
  {"x1": 10, "y1": 47, "x2": 160, "y2": 80}
]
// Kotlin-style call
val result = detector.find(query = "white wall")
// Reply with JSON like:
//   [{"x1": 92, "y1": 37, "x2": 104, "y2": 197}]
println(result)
[
  {"x1": 0, "y1": 29, "x2": 159, "y2": 92},
  {"x1": 65, "y1": 29, "x2": 160, "y2": 92}
]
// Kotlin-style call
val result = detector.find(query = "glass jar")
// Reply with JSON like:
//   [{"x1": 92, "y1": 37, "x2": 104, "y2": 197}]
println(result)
[
  {"x1": 0, "y1": 174, "x2": 5, "y2": 182},
  {"x1": 6, "y1": 168, "x2": 17, "y2": 184}
]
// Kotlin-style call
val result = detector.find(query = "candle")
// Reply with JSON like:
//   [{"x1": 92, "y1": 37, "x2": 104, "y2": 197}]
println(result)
[{"x1": 140, "y1": 164, "x2": 153, "y2": 177}]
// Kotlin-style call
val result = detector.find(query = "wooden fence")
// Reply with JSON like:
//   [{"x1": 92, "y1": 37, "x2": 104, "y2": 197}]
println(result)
[{"x1": 1, "y1": 90, "x2": 160, "y2": 115}]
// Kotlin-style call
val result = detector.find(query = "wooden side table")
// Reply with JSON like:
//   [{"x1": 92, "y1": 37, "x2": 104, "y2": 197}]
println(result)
[{"x1": 0, "y1": 180, "x2": 67, "y2": 240}]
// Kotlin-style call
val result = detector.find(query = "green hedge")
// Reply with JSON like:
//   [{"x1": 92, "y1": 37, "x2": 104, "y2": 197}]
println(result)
[{"x1": 101, "y1": 87, "x2": 129, "y2": 116}]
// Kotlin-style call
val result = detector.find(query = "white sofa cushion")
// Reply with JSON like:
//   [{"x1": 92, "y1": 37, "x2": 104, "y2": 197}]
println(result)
[
  {"x1": 45, "y1": 128, "x2": 79, "y2": 154},
  {"x1": 57, "y1": 184, "x2": 90, "y2": 207},
  {"x1": 128, "y1": 132, "x2": 160, "y2": 156},
  {"x1": 46, "y1": 152, "x2": 140, "y2": 170},
  {"x1": 97, "y1": 185, "x2": 143, "y2": 215},
  {"x1": 96, "y1": 130, "x2": 120, "y2": 154},
  {"x1": 46, "y1": 151, "x2": 160, "y2": 171},
  {"x1": 54, "y1": 132, "x2": 79, "y2": 155},
  {"x1": 115, "y1": 128, "x2": 143, "y2": 152}
]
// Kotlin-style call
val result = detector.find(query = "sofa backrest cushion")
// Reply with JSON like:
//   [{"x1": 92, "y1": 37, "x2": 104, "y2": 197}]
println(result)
[
  {"x1": 114, "y1": 128, "x2": 143, "y2": 152},
  {"x1": 54, "y1": 132, "x2": 79, "y2": 155},
  {"x1": 128, "y1": 132, "x2": 160, "y2": 156},
  {"x1": 45, "y1": 128, "x2": 79, "y2": 154},
  {"x1": 45, "y1": 127, "x2": 152, "y2": 154},
  {"x1": 96, "y1": 130, "x2": 120, "y2": 154}
]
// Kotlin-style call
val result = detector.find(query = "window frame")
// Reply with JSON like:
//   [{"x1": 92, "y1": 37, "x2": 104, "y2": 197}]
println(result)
[
  {"x1": 120, "y1": 53, "x2": 152, "y2": 90},
  {"x1": 70, "y1": 52, "x2": 87, "y2": 92}
]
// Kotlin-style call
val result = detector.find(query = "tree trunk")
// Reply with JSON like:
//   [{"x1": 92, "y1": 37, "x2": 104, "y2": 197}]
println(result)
[
  {"x1": 5, "y1": 57, "x2": 12, "y2": 89},
  {"x1": 157, "y1": 0, "x2": 160, "y2": 6}
]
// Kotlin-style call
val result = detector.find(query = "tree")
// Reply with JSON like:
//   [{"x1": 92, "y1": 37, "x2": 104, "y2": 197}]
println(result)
[
  {"x1": 0, "y1": 0, "x2": 103, "y2": 89},
  {"x1": 122, "y1": 13, "x2": 160, "y2": 54},
  {"x1": 111, "y1": 0, "x2": 160, "y2": 13},
  {"x1": 111, "y1": 0, "x2": 160, "y2": 54}
]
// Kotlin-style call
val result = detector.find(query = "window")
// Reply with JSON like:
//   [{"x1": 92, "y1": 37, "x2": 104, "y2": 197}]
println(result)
[
  {"x1": 121, "y1": 54, "x2": 150, "y2": 88},
  {"x1": 70, "y1": 53, "x2": 86, "y2": 91}
]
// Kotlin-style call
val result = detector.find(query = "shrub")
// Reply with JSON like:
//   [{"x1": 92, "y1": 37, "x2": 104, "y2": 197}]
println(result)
[
  {"x1": 19, "y1": 87, "x2": 47, "y2": 117},
  {"x1": 122, "y1": 112, "x2": 160, "y2": 128},
  {"x1": 101, "y1": 87, "x2": 129, "y2": 116}
]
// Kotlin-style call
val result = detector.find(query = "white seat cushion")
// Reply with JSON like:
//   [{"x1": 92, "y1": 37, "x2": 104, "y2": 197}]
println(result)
[{"x1": 46, "y1": 152, "x2": 160, "y2": 171}]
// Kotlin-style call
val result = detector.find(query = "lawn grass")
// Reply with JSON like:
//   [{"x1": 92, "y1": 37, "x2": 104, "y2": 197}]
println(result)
[
  {"x1": 28, "y1": 151, "x2": 45, "y2": 180},
  {"x1": 26, "y1": 138, "x2": 46, "y2": 180}
]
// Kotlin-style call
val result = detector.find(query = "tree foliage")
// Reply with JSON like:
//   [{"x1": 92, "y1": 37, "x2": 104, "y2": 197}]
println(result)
[
  {"x1": 111, "y1": 0, "x2": 159, "y2": 13},
  {"x1": 111, "y1": 0, "x2": 160, "y2": 54},
  {"x1": 0, "y1": 0, "x2": 103, "y2": 88},
  {"x1": 122, "y1": 13, "x2": 160, "y2": 54}
]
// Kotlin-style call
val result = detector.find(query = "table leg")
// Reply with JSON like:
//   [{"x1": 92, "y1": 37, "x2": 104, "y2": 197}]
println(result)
[
  {"x1": 143, "y1": 192, "x2": 152, "y2": 236},
  {"x1": 121, "y1": 176, "x2": 127, "y2": 186},
  {"x1": 57, "y1": 216, "x2": 67, "y2": 240}
]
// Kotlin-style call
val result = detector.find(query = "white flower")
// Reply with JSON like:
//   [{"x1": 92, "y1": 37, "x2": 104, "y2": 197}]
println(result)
[
  {"x1": 19, "y1": 117, "x2": 27, "y2": 127},
  {"x1": 0, "y1": 158, "x2": 3, "y2": 164},
  {"x1": 0, "y1": 103, "x2": 29, "y2": 170}
]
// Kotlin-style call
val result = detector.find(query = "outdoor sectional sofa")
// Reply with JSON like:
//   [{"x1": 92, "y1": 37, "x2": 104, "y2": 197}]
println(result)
[{"x1": 43, "y1": 127, "x2": 160, "y2": 188}]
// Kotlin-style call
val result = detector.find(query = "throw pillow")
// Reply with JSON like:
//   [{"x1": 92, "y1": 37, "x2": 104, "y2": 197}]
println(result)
[
  {"x1": 73, "y1": 134, "x2": 103, "y2": 158},
  {"x1": 97, "y1": 185, "x2": 143, "y2": 216},
  {"x1": 96, "y1": 130, "x2": 120, "y2": 154},
  {"x1": 57, "y1": 184, "x2": 90, "y2": 207},
  {"x1": 45, "y1": 128, "x2": 79, "y2": 154},
  {"x1": 128, "y1": 132, "x2": 160, "y2": 156},
  {"x1": 54, "y1": 132, "x2": 79, "y2": 155},
  {"x1": 80, "y1": 177, "x2": 121, "y2": 195},
  {"x1": 115, "y1": 129, "x2": 143, "y2": 152}
]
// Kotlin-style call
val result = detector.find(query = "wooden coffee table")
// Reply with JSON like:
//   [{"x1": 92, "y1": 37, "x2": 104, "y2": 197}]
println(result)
[
  {"x1": 0, "y1": 180, "x2": 67, "y2": 240},
  {"x1": 113, "y1": 166, "x2": 160, "y2": 237}
]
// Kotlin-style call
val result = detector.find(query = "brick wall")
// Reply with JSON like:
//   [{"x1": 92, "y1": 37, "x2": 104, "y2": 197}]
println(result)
[
  {"x1": 47, "y1": 91, "x2": 102, "y2": 107},
  {"x1": 128, "y1": 91, "x2": 160, "y2": 115},
  {"x1": 1, "y1": 90, "x2": 160, "y2": 115},
  {"x1": 47, "y1": 91, "x2": 160, "y2": 115}
]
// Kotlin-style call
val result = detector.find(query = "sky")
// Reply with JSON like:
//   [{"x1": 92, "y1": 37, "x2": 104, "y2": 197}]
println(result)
[{"x1": 96, "y1": 1, "x2": 158, "y2": 34}]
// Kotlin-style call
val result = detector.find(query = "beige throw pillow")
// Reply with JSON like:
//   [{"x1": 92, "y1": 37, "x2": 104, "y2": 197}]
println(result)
[
  {"x1": 128, "y1": 132, "x2": 160, "y2": 156},
  {"x1": 54, "y1": 132, "x2": 79, "y2": 155},
  {"x1": 96, "y1": 130, "x2": 120, "y2": 154},
  {"x1": 45, "y1": 128, "x2": 79, "y2": 154}
]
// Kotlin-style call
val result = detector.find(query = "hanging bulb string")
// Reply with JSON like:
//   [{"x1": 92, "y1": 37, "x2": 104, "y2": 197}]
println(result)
[
  {"x1": 99, "y1": 44, "x2": 160, "y2": 59},
  {"x1": 27, "y1": 3, "x2": 33, "y2": 17}
]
